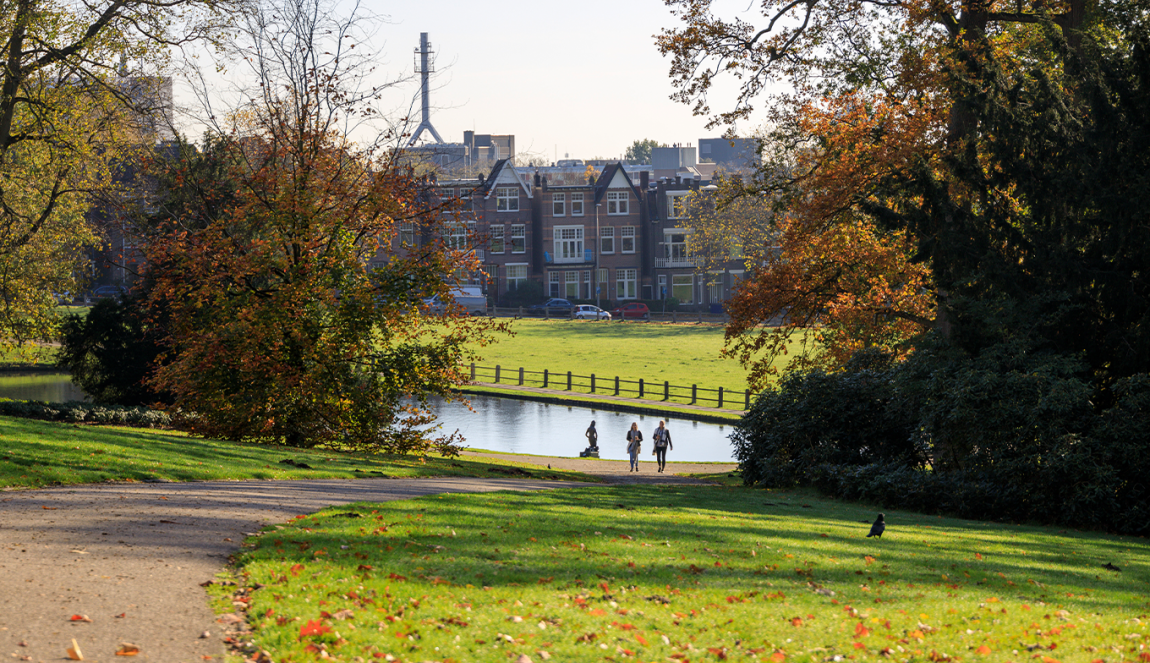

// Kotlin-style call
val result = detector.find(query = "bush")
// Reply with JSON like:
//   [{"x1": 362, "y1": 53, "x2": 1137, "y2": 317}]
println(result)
[{"x1": 0, "y1": 399, "x2": 172, "y2": 428}]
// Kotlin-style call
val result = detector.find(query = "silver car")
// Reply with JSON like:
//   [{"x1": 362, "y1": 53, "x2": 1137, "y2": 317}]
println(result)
[{"x1": 573, "y1": 305, "x2": 611, "y2": 320}]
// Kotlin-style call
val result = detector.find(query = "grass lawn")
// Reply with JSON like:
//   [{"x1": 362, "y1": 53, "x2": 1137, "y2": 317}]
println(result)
[
  {"x1": 467, "y1": 319, "x2": 802, "y2": 405},
  {"x1": 224, "y1": 485, "x2": 1150, "y2": 663},
  {"x1": 0, "y1": 417, "x2": 596, "y2": 489}
]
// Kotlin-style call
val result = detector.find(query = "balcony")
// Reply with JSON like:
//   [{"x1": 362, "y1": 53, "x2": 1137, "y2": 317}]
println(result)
[
  {"x1": 545, "y1": 249, "x2": 595, "y2": 265},
  {"x1": 655, "y1": 256, "x2": 701, "y2": 268}
]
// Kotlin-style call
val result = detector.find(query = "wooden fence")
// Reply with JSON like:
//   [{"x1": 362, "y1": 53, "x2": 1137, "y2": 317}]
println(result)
[{"x1": 467, "y1": 363, "x2": 752, "y2": 411}]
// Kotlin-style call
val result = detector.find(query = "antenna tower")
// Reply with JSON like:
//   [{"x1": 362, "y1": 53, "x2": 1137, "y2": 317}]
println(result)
[{"x1": 407, "y1": 32, "x2": 444, "y2": 146}]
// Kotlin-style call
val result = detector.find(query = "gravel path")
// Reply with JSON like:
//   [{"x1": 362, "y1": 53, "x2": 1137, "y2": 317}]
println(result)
[{"x1": 0, "y1": 456, "x2": 735, "y2": 663}]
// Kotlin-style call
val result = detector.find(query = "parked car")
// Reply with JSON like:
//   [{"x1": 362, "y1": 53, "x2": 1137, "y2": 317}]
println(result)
[
  {"x1": 423, "y1": 287, "x2": 489, "y2": 316},
  {"x1": 91, "y1": 285, "x2": 127, "y2": 300},
  {"x1": 609, "y1": 302, "x2": 651, "y2": 320},
  {"x1": 573, "y1": 304, "x2": 611, "y2": 321},
  {"x1": 528, "y1": 298, "x2": 575, "y2": 316}
]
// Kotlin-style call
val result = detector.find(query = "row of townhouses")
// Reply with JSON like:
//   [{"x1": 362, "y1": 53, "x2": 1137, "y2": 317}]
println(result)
[{"x1": 393, "y1": 159, "x2": 746, "y2": 311}]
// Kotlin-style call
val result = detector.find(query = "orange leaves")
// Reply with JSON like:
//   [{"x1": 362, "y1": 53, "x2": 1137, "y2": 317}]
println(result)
[
  {"x1": 855, "y1": 622, "x2": 871, "y2": 638},
  {"x1": 790, "y1": 617, "x2": 804, "y2": 627},
  {"x1": 975, "y1": 645, "x2": 992, "y2": 655},
  {"x1": 299, "y1": 619, "x2": 332, "y2": 639}
]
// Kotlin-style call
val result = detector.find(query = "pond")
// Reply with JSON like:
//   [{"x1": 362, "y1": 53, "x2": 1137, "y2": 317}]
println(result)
[{"x1": 0, "y1": 375, "x2": 738, "y2": 462}]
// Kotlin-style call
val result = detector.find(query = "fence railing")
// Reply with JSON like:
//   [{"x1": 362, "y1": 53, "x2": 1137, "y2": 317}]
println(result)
[
  {"x1": 482, "y1": 306, "x2": 730, "y2": 324},
  {"x1": 466, "y1": 363, "x2": 751, "y2": 411}
]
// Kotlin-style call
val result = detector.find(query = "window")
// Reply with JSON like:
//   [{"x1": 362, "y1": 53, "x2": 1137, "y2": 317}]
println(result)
[
  {"x1": 571, "y1": 193, "x2": 584, "y2": 216},
  {"x1": 506, "y1": 264, "x2": 528, "y2": 290},
  {"x1": 497, "y1": 187, "x2": 519, "y2": 212},
  {"x1": 621, "y1": 226, "x2": 636, "y2": 253},
  {"x1": 607, "y1": 191, "x2": 628, "y2": 215},
  {"x1": 668, "y1": 193, "x2": 689, "y2": 219},
  {"x1": 490, "y1": 225, "x2": 505, "y2": 254},
  {"x1": 399, "y1": 222, "x2": 415, "y2": 247},
  {"x1": 445, "y1": 222, "x2": 468, "y2": 251},
  {"x1": 584, "y1": 270, "x2": 592, "y2": 298},
  {"x1": 511, "y1": 224, "x2": 526, "y2": 253},
  {"x1": 554, "y1": 226, "x2": 584, "y2": 263},
  {"x1": 552, "y1": 193, "x2": 565, "y2": 216},
  {"x1": 440, "y1": 188, "x2": 455, "y2": 201},
  {"x1": 665, "y1": 232, "x2": 689, "y2": 262},
  {"x1": 673, "y1": 274, "x2": 694, "y2": 303},
  {"x1": 600, "y1": 226, "x2": 615, "y2": 254},
  {"x1": 598, "y1": 268, "x2": 608, "y2": 284},
  {"x1": 658, "y1": 274, "x2": 667, "y2": 299},
  {"x1": 565, "y1": 271, "x2": 579, "y2": 298},
  {"x1": 549, "y1": 271, "x2": 561, "y2": 297},
  {"x1": 616, "y1": 268, "x2": 637, "y2": 300}
]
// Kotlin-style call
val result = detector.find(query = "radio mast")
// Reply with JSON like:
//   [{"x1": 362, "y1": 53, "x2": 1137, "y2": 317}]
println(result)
[{"x1": 406, "y1": 32, "x2": 443, "y2": 146}]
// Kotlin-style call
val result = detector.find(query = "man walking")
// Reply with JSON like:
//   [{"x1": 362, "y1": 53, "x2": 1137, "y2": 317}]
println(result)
[{"x1": 652, "y1": 420, "x2": 672, "y2": 473}]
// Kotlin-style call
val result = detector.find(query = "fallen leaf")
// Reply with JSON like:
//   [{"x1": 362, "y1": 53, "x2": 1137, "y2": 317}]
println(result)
[
  {"x1": 770, "y1": 653, "x2": 785, "y2": 662},
  {"x1": 66, "y1": 638, "x2": 83, "y2": 660},
  {"x1": 299, "y1": 619, "x2": 332, "y2": 638},
  {"x1": 115, "y1": 643, "x2": 140, "y2": 656},
  {"x1": 42, "y1": 506, "x2": 58, "y2": 510},
  {"x1": 976, "y1": 645, "x2": 992, "y2": 655},
  {"x1": 516, "y1": 655, "x2": 533, "y2": 663},
  {"x1": 70, "y1": 614, "x2": 92, "y2": 623}
]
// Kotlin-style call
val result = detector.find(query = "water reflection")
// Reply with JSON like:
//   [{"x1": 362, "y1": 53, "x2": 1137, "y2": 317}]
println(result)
[
  {"x1": 0, "y1": 373, "x2": 88, "y2": 403},
  {"x1": 429, "y1": 395, "x2": 736, "y2": 463}
]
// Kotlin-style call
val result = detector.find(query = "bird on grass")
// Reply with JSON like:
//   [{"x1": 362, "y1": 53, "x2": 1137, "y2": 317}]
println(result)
[{"x1": 866, "y1": 513, "x2": 886, "y2": 538}]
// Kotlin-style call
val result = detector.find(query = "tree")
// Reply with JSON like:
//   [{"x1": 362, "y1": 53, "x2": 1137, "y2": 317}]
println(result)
[
  {"x1": 0, "y1": 0, "x2": 226, "y2": 348},
  {"x1": 624, "y1": 138, "x2": 666, "y2": 164},
  {"x1": 143, "y1": 0, "x2": 507, "y2": 453},
  {"x1": 657, "y1": 0, "x2": 1102, "y2": 379}
]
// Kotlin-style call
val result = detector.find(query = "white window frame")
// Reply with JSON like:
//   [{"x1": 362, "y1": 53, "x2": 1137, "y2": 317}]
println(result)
[
  {"x1": 571, "y1": 193, "x2": 585, "y2": 216},
  {"x1": 664, "y1": 230, "x2": 690, "y2": 261},
  {"x1": 399, "y1": 222, "x2": 415, "y2": 247},
  {"x1": 597, "y1": 268, "x2": 609, "y2": 284},
  {"x1": 552, "y1": 193, "x2": 565, "y2": 217},
  {"x1": 549, "y1": 271, "x2": 562, "y2": 297},
  {"x1": 672, "y1": 274, "x2": 694, "y2": 304},
  {"x1": 553, "y1": 225, "x2": 585, "y2": 264},
  {"x1": 511, "y1": 224, "x2": 526, "y2": 253},
  {"x1": 496, "y1": 187, "x2": 519, "y2": 212},
  {"x1": 621, "y1": 226, "x2": 636, "y2": 254},
  {"x1": 606, "y1": 191, "x2": 628, "y2": 215},
  {"x1": 668, "y1": 192, "x2": 689, "y2": 219},
  {"x1": 707, "y1": 271, "x2": 723, "y2": 303},
  {"x1": 600, "y1": 226, "x2": 615, "y2": 254},
  {"x1": 565, "y1": 271, "x2": 579, "y2": 298},
  {"x1": 506, "y1": 263, "x2": 528, "y2": 290},
  {"x1": 490, "y1": 225, "x2": 505, "y2": 254},
  {"x1": 616, "y1": 268, "x2": 637, "y2": 300},
  {"x1": 445, "y1": 221, "x2": 468, "y2": 251}
]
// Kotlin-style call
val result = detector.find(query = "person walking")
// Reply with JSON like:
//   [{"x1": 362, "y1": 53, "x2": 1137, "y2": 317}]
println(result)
[
  {"x1": 652, "y1": 420, "x2": 673, "y2": 473},
  {"x1": 625, "y1": 423, "x2": 643, "y2": 472}
]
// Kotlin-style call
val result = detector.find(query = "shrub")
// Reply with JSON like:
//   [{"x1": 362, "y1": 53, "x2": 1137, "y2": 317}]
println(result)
[{"x1": 0, "y1": 399, "x2": 172, "y2": 428}]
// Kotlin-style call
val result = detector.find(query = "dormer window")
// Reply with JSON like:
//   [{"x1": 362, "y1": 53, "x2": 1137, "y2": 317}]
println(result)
[{"x1": 497, "y1": 187, "x2": 519, "y2": 212}]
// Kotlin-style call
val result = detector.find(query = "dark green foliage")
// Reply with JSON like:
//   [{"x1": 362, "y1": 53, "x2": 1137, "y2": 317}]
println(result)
[
  {"x1": 56, "y1": 293, "x2": 170, "y2": 406},
  {"x1": 0, "y1": 399, "x2": 171, "y2": 427},
  {"x1": 499, "y1": 279, "x2": 544, "y2": 308}
]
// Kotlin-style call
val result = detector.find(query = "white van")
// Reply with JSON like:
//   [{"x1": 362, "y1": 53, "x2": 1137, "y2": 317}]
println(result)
[{"x1": 424, "y1": 287, "x2": 488, "y2": 316}]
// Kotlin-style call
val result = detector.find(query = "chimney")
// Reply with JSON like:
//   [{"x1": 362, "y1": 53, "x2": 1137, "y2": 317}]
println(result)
[
  {"x1": 541, "y1": 176, "x2": 548, "y2": 191},
  {"x1": 478, "y1": 172, "x2": 485, "y2": 184},
  {"x1": 534, "y1": 172, "x2": 541, "y2": 187},
  {"x1": 675, "y1": 175, "x2": 682, "y2": 185},
  {"x1": 640, "y1": 171, "x2": 649, "y2": 189}
]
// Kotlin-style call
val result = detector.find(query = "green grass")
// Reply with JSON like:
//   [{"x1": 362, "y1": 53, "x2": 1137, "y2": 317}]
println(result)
[
  {"x1": 227, "y1": 486, "x2": 1150, "y2": 662},
  {"x1": 0, "y1": 417, "x2": 597, "y2": 489}
]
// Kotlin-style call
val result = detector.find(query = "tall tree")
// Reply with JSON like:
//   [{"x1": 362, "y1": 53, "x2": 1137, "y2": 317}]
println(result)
[
  {"x1": 624, "y1": 138, "x2": 666, "y2": 164},
  {"x1": 0, "y1": 0, "x2": 226, "y2": 347},
  {"x1": 143, "y1": 0, "x2": 505, "y2": 453}
]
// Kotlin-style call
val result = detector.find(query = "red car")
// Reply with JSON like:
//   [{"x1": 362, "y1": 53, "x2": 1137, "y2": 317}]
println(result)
[{"x1": 609, "y1": 302, "x2": 651, "y2": 320}]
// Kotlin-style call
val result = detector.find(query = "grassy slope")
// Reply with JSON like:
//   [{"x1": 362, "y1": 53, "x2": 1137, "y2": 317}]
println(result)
[
  {"x1": 0, "y1": 417, "x2": 596, "y2": 489},
  {"x1": 228, "y1": 486, "x2": 1150, "y2": 662},
  {"x1": 468, "y1": 319, "x2": 800, "y2": 397}
]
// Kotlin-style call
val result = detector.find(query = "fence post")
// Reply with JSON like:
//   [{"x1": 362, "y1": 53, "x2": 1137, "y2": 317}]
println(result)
[
  {"x1": 590, "y1": 374, "x2": 596, "y2": 393},
  {"x1": 519, "y1": 306, "x2": 524, "y2": 317},
  {"x1": 664, "y1": 381, "x2": 669, "y2": 401},
  {"x1": 614, "y1": 376, "x2": 620, "y2": 396},
  {"x1": 698, "y1": 311, "x2": 703, "y2": 323},
  {"x1": 691, "y1": 384, "x2": 697, "y2": 405},
  {"x1": 567, "y1": 371, "x2": 572, "y2": 391},
  {"x1": 470, "y1": 362, "x2": 476, "y2": 381},
  {"x1": 672, "y1": 311, "x2": 677, "y2": 324},
  {"x1": 519, "y1": 367, "x2": 524, "y2": 386},
  {"x1": 543, "y1": 369, "x2": 549, "y2": 388},
  {"x1": 718, "y1": 386, "x2": 724, "y2": 409},
  {"x1": 495, "y1": 365, "x2": 500, "y2": 383},
  {"x1": 745, "y1": 390, "x2": 751, "y2": 409},
  {"x1": 545, "y1": 307, "x2": 551, "y2": 319},
  {"x1": 639, "y1": 378, "x2": 644, "y2": 399}
]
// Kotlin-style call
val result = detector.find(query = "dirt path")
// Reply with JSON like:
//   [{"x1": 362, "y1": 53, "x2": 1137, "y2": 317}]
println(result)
[
  {"x1": 0, "y1": 455, "x2": 734, "y2": 663},
  {"x1": 461, "y1": 450, "x2": 737, "y2": 483}
]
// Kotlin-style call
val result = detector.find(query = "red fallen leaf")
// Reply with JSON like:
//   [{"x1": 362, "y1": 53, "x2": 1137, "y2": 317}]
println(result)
[
  {"x1": 114, "y1": 643, "x2": 140, "y2": 656},
  {"x1": 388, "y1": 573, "x2": 407, "y2": 581},
  {"x1": 707, "y1": 647, "x2": 728, "y2": 659},
  {"x1": 976, "y1": 645, "x2": 992, "y2": 655},
  {"x1": 276, "y1": 617, "x2": 289, "y2": 626},
  {"x1": 42, "y1": 506, "x2": 58, "y2": 510},
  {"x1": 70, "y1": 615, "x2": 92, "y2": 623},
  {"x1": 264, "y1": 608, "x2": 274, "y2": 617},
  {"x1": 600, "y1": 582, "x2": 610, "y2": 593},
  {"x1": 588, "y1": 609, "x2": 606, "y2": 616},
  {"x1": 975, "y1": 553, "x2": 983, "y2": 560},
  {"x1": 770, "y1": 653, "x2": 785, "y2": 662},
  {"x1": 636, "y1": 634, "x2": 649, "y2": 646},
  {"x1": 115, "y1": 613, "x2": 126, "y2": 618},
  {"x1": 853, "y1": 642, "x2": 865, "y2": 649},
  {"x1": 790, "y1": 617, "x2": 803, "y2": 627},
  {"x1": 289, "y1": 564, "x2": 304, "y2": 576},
  {"x1": 855, "y1": 623, "x2": 870, "y2": 637},
  {"x1": 299, "y1": 619, "x2": 332, "y2": 639},
  {"x1": 320, "y1": 611, "x2": 332, "y2": 619},
  {"x1": 304, "y1": 644, "x2": 320, "y2": 653},
  {"x1": 357, "y1": 564, "x2": 373, "y2": 571}
]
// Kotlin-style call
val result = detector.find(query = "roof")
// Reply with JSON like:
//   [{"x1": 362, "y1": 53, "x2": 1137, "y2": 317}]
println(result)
[{"x1": 593, "y1": 162, "x2": 641, "y2": 205}]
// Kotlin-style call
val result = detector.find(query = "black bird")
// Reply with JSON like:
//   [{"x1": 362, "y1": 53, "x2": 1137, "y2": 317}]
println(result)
[
  {"x1": 548, "y1": 464, "x2": 551, "y2": 470},
  {"x1": 1103, "y1": 562, "x2": 1121, "y2": 572},
  {"x1": 866, "y1": 513, "x2": 886, "y2": 538}
]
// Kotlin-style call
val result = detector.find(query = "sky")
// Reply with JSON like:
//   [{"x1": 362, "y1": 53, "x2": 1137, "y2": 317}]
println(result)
[{"x1": 173, "y1": 0, "x2": 763, "y2": 161}]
